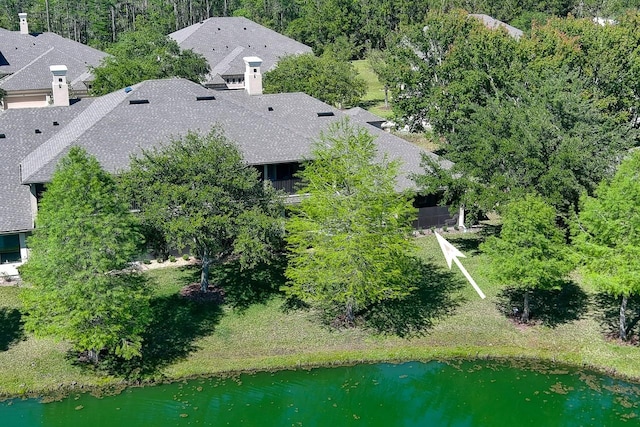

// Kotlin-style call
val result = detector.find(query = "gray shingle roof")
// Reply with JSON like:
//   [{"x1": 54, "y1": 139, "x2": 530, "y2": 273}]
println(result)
[
  {"x1": 169, "y1": 17, "x2": 312, "y2": 83},
  {"x1": 0, "y1": 28, "x2": 106, "y2": 92},
  {"x1": 1, "y1": 78, "x2": 449, "y2": 233},
  {"x1": 344, "y1": 107, "x2": 387, "y2": 124},
  {"x1": 0, "y1": 100, "x2": 93, "y2": 232},
  {"x1": 468, "y1": 14, "x2": 524, "y2": 39}
]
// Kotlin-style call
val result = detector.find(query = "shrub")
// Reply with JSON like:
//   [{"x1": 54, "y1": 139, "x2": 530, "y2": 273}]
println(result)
[
  {"x1": 169, "y1": 255, "x2": 177, "y2": 263},
  {"x1": 182, "y1": 254, "x2": 190, "y2": 261}
]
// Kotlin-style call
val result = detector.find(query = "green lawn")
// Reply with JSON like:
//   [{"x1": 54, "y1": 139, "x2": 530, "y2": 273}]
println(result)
[
  {"x1": 352, "y1": 59, "x2": 393, "y2": 119},
  {"x1": 1, "y1": 233, "x2": 639, "y2": 398}
]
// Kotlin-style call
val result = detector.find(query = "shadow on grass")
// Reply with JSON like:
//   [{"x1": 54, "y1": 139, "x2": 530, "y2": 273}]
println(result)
[
  {"x1": 495, "y1": 281, "x2": 589, "y2": 327},
  {"x1": 363, "y1": 260, "x2": 466, "y2": 337},
  {"x1": 100, "y1": 294, "x2": 223, "y2": 378},
  {"x1": 0, "y1": 307, "x2": 24, "y2": 351},
  {"x1": 356, "y1": 99, "x2": 385, "y2": 110},
  {"x1": 445, "y1": 234, "x2": 484, "y2": 256},
  {"x1": 592, "y1": 293, "x2": 640, "y2": 342},
  {"x1": 211, "y1": 258, "x2": 286, "y2": 311}
]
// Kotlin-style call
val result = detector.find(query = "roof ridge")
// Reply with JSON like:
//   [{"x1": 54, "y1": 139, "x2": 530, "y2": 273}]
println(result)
[
  {"x1": 211, "y1": 45, "x2": 245, "y2": 76},
  {"x1": 0, "y1": 46, "x2": 54, "y2": 85},
  {"x1": 20, "y1": 89, "x2": 131, "y2": 183}
]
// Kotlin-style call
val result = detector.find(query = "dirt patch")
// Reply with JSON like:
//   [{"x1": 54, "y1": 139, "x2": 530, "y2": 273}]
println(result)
[{"x1": 179, "y1": 283, "x2": 225, "y2": 304}]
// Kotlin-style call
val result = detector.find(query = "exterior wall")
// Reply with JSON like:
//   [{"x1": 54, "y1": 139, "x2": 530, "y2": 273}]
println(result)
[
  {"x1": 4, "y1": 94, "x2": 49, "y2": 110},
  {"x1": 223, "y1": 75, "x2": 245, "y2": 90},
  {"x1": 413, "y1": 193, "x2": 457, "y2": 229}
]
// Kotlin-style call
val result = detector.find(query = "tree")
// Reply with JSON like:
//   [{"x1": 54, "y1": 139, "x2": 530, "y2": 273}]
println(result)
[
  {"x1": 263, "y1": 53, "x2": 366, "y2": 109},
  {"x1": 20, "y1": 147, "x2": 150, "y2": 363},
  {"x1": 414, "y1": 69, "x2": 633, "y2": 221},
  {"x1": 573, "y1": 150, "x2": 640, "y2": 341},
  {"x1": 121, "y1": 128, "x2": 284, "y2": 293},
  {"x1": 481, "y1": 195, "x2": 572, "y2": 322},
  {"x1": 90, "y1": 28, "x2": 210, "y2": 95},
  {"x1": 283, "y1": 119, "x2": 418, "y2": 325}
]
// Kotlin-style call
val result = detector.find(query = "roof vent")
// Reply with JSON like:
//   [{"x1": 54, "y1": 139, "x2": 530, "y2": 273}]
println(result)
[
  {"x1": 243, "y1": 27, "x2": 247, "y2": 30},
  {"x1": 0, "y1": 134, "x2": 5, "y2": 139},
  {"x1": 129, "y1": 99, "x2": 149, "y2": 105},
  {"x1": 268, "y1": 107, "x2": 274, "y2": 111},
  {"x1": 317, "y1": 112, "x2": 335, "y2": 117},
  {"x1": 53, "y1": 121, "x2": 59, "y2": 126},
  {"x1": 196, "y1": 95, "x2": 216, "y2": 101},
  {"x1": 35, "y1": 129, "x2": 42, "y2": 134}
]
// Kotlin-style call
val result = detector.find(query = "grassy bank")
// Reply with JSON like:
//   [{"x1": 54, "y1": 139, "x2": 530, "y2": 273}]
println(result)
[{"x1": 1, "y1": 233, "x2": 639, "y2": 398}]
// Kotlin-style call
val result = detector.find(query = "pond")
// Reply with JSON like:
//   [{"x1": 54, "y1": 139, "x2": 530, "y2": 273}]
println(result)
[{"x1": 2, "y1": 360, "x2": 639, "y2": 426}]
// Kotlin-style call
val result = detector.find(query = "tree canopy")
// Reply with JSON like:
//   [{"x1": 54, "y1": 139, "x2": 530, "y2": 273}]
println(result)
[
  {"x1": 414, "y1": 69, "x2": 633, "y2": 220},
  {"x1": 121, "y1": 128, "x2": 284, "y2": 292},
  {"x1": 283, "y1": 119, "x2": 418, "y2": 324},
  {"x1": 90, "y1": 28, "x2": 210, "y2": 95},
  {"x1": 263, "y1": 53, "x2": 367, "y2": 109},
  {"x1": 480, "y1": 195, "x2": 572, "y2": 322},
  {"x1": 573, "y1": 150, "x2": 640, "y2": 340},
  {"x1": 20, "y1": 147, "x2": 150, "y2": 362}
]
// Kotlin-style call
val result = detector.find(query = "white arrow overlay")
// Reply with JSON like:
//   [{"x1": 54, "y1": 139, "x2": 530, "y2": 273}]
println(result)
[{"x1": 435, "y1": 232, "x2": 486, "y2": 299}]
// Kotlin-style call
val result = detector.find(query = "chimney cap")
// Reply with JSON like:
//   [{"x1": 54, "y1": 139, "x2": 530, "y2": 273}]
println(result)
[
  {"x1": 50, "y1": 65, "x2": 68, "y2": 76},
  {"x1": 243, "y1": 56, "x2": 263, "y2": 67},
  {"x1": 18, "y1": 12, "x2": 27, "y2": 18}
]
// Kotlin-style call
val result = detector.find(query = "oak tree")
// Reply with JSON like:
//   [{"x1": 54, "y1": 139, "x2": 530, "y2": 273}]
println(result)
[{"x1": 121, "y1": 128, "x2": 284, "y2": 293}]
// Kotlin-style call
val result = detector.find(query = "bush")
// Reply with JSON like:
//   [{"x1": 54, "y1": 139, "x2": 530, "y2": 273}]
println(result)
[
  {"x1": 169, "y1": 255, "x2": 177, "y2": 263},
  {"x1": 156, "y1": 258, "x2": 165, "y2": 263},
  {"x1": 142, "y1": 259, "x2": 151, "y2": 265},
  {"x1": 182, "y1": 254, "x2": 190, "y2": 261}
]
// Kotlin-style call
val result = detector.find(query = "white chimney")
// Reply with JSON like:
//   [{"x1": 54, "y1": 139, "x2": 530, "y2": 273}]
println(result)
[
  {"x1": 18, "y1": 12, "x2": 29, "y2": 35},
  {"x1": 50, "y1": 65, "x2": 69, "y2": 107},
  {"x1": 243, "y1": 56, "x2": 263, "y2": 96}
]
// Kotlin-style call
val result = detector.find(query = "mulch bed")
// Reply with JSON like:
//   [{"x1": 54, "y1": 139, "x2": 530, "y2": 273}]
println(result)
[{"x1": 179, "y1": 283, "x2": 225, "y2": 304}]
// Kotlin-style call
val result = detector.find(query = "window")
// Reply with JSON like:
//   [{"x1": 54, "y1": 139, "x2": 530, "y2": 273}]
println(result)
[{"x1": 0, "y1": 234, "x2": 21, "y2": 263}]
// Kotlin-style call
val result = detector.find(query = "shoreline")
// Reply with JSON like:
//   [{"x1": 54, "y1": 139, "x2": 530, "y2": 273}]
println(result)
[{"x1": 3, "y1": 348, "x2": 640, "y2": 402}]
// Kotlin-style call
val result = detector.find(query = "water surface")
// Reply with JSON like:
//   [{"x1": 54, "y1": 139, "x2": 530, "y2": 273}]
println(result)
[{"x1": 2, "y1": 360, "x2": 639, "y2": 426}]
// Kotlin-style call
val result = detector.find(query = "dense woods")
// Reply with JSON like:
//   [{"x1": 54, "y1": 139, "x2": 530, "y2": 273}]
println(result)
[{"x1": 2, "y1": 0, "x2": 639, "y2": 50}]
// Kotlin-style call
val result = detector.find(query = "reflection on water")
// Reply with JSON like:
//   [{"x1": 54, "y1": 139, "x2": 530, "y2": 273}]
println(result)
[{"x1": 1, "y1": 360, "x2": 639, "y2": 426}]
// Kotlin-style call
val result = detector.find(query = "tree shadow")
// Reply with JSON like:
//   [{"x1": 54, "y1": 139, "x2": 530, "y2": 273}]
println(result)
[
  {"x1": 100, "y1": 293, "x2": 223, "y2": 379},
  {"x1": 445, "y1": 235, "x2": 483, "y2": 256},
  {"x1": 495, "y1": 281, "x2": 590, "y2": 327},
  {"x1": 362, "y1": 260, "x2": 466, "y2": 337},
  {"x1": 356, "y1": 99, "x2": 385, "y2": 110},
  {"x1": 0, "y1": 308, "x2": 24, "y2": 351},
  {"x1": 211, "y1": 258, "x2": 286, "y2": 311},
  {"x1": 592, "y1": 293, "x2": 640, "y2": 342}
]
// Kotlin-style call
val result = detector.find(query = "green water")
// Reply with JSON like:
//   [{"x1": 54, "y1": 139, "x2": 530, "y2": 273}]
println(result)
[{"x1": 2, "y1": 361, "x2": 639, "y2": 426}]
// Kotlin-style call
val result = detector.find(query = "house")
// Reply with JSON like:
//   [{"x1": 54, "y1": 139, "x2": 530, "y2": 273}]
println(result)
[
  {"x1": 0, "y1": 13, "x2": 107, "y2": 110},
  {"x1": 0, "y1": 57, "x2": 452, "y2": 274},
  {"x1": 468, "y1": 14, "x2": 524, "y2": 40},
  {"x1": 169, "y1": 17, "x2": 312, "y2": 89}
]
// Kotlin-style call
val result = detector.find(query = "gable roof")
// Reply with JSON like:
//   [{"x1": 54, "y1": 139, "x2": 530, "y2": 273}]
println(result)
[
  {"x1": 0, "y1": 28, "x2": 106, "y2": 92},
  {"x1": 468, "y1": 14, "x2": 524, "y2": 39},
  {"x1": 169, "y1": 17, "x2": 312, "y2": 84},
  {"x1": 0, "y1": 101, "x2": 93, "y2": 233},
  {"x1": 0, "y1": 78, "x2": 449, "y2": 233}
]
